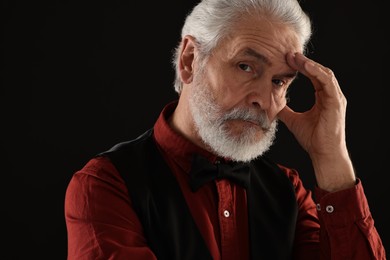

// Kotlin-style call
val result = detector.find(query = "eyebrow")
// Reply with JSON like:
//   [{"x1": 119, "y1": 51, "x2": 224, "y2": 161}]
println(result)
[
  {"x1": 243, "y1": 48, "x2": 272, "y2": 66},
  {"x1": 243, "y1": 47, "x2": 298, "y2": 79}
]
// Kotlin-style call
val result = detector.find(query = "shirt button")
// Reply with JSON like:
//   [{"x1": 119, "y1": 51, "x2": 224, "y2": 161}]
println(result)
[
  {"x1": 325, "y1": 205, "x2": 334, "y2": 213},
  {"x1": 223, "y1": 210, "x2": 230, "y2": 218},
  {"x1": 316, "y1": 203, "x2": 321, "y2": 211}
]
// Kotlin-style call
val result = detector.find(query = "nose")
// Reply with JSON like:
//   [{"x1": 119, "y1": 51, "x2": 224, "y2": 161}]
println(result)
[
  {"x1": 246, "y1": 81, "x2": 287, "y2": 120},
  {"x1": 247, "y1": 82, "x2": 273, "y2": 111}
]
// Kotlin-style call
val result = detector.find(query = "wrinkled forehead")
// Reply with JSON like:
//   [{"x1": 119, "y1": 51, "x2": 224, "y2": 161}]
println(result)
[
  {"x1": 227, "y1": 14, "x2": 303, "y2": 50},
  {"x1": 215, "y1": 15, "x2": 302, "y2": 64}
]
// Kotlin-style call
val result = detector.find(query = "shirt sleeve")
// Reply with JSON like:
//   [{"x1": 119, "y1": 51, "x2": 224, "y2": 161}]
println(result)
[
  {"x1": 283, "y1": 166, "x2": 386, "y2": 260},
  {"x1": 64, "y1": 156, "x2": 157, "y2": 260},
  {"x1": 314, "y1": 179, "x2": 386, "y2": 259}
]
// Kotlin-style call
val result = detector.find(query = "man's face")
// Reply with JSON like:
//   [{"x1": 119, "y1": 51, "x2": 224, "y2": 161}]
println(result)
[
  {"x1": 189, "y1": 68, "x2": 278, "y2": 162},
  {"x1": 188, "y1": 16, "x2": 301, "y2": 162}
]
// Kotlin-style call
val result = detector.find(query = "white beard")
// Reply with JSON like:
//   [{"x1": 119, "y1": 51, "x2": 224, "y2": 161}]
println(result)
[{"x1": 188, "y1": 73, "x2": 278, "y2": 162}]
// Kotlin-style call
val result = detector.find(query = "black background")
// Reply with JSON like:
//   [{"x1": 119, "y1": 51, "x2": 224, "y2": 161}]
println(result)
[{"x1": 3, "y1": 0, "x2": 388, "y2": 259}]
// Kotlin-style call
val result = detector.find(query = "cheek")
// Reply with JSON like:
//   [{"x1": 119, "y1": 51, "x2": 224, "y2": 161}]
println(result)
[
  {"x1": 270, "y1": 94, "x2": 287, "y2": 117},
  {"x1": 214, "y1": 81, "x2": 245, "y2": 106},
  {"x1": 276, "y1": 94, "x2": 287, "y2": 108},
  {"x1": 275, "y1": 88, "x2": 288, "y2": 107},
  {"x1": 277, "y1": 92, "x2": 287, "y2": 106}
]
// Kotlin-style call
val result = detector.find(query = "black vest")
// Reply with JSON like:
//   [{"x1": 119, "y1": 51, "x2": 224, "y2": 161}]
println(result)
[{"x1": 99, "y1": 128, "x2": 298, "y2": 260}]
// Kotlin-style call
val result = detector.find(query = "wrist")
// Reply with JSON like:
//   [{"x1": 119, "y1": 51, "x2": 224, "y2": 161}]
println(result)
[{"x1": 311, "y1": 151, "x2": 356, "y2": 192}]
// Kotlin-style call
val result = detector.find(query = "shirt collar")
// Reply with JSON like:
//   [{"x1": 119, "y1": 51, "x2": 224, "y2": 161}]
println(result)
[{"x1": 153, "y1": 100, "x2": 219, "y2": 173}]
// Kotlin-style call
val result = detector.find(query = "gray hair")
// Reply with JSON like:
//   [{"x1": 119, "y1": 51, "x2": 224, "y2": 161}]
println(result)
[{"x1": 172, "y1": 0, "x2": 312, "y2": 94}]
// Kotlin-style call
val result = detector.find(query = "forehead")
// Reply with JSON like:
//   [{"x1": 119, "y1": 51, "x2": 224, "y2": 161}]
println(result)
[{"x1": 218, "y1": 15, "x2": 302, "y2": 64}]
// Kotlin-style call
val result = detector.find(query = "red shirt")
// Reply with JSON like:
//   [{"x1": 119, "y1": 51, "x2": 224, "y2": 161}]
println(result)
[{"x1": 65, "y1": 101, "x2": 386, "y2": 259}]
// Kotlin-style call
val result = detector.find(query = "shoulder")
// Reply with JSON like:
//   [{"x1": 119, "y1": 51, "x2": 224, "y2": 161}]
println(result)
[
  {"x1": 67, "y1": 156, "x2": 124, "y2": 192},
  {"x1": 99, "y1": 129, "x2": 154, "y2": 155}
]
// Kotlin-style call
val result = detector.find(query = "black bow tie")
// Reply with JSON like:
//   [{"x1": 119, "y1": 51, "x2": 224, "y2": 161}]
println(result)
[{"x1": 189, "y1": 154, "x2": 251, "y2": 192}]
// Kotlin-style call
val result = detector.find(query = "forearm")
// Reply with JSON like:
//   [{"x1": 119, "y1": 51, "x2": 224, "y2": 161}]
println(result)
[
  {"x1": 289, "y1": 166, "x2": 385, "y2": 260},
  {"x1": 314, "y1": 180, "x2": 386, "y2": 259}
]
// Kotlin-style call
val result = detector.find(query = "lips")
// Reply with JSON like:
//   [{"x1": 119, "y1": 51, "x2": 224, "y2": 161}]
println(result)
[
  {"x1": 243, "y1": 119, "x2": 270, "y2": 132},
  {"x1": 244, "y1": 119, "x2": 259, "y2": 126}
]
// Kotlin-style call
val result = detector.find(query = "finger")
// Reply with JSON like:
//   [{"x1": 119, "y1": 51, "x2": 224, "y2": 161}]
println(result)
[{"x1": 287, "y1": 52, "x2": 342, "y2": 97}]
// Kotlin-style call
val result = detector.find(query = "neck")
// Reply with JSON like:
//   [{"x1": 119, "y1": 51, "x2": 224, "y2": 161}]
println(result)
[{"x1": 169, "y1": 94, "x2": 209, "y2": 152}]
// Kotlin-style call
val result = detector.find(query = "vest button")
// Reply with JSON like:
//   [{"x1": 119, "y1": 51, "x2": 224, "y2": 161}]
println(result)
[{"x1": 223, "y1": 210, "x2": 230, "y2": 218}]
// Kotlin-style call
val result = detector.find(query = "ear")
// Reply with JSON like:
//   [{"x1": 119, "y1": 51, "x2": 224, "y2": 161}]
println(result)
[{"x1": 179, "y1": 35, "x2": 197, "y2": 84}]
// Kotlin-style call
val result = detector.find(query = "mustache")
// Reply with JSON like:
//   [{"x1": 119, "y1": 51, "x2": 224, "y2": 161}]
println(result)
[{"x1": 220, "y1": 107, "x2": 272, "y2": 130}]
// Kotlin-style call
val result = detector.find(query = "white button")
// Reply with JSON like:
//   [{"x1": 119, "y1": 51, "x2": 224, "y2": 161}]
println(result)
[
  {"x1": 325, "y1": 205, "x2": 334, "y2": 213},
  {"x1": 316, "y1": 203, "x2": 321, "y2": 211},
  {"x1": 223, "y1": 210, "x2": 230, "y2": 218}
]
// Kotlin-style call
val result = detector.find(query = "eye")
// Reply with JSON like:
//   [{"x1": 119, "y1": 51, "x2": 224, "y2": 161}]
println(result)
[
  {"x1": 272, "y1": 79, "x2": 286, "y2": 88},
  {"x1": 238, "y1": 63, "x2": 252, "y2": 72}
]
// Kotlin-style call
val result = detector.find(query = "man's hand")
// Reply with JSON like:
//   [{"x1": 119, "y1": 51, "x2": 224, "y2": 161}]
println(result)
[{"x1": 278, "y1": 52, "x2": 355, "y2": 192}]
